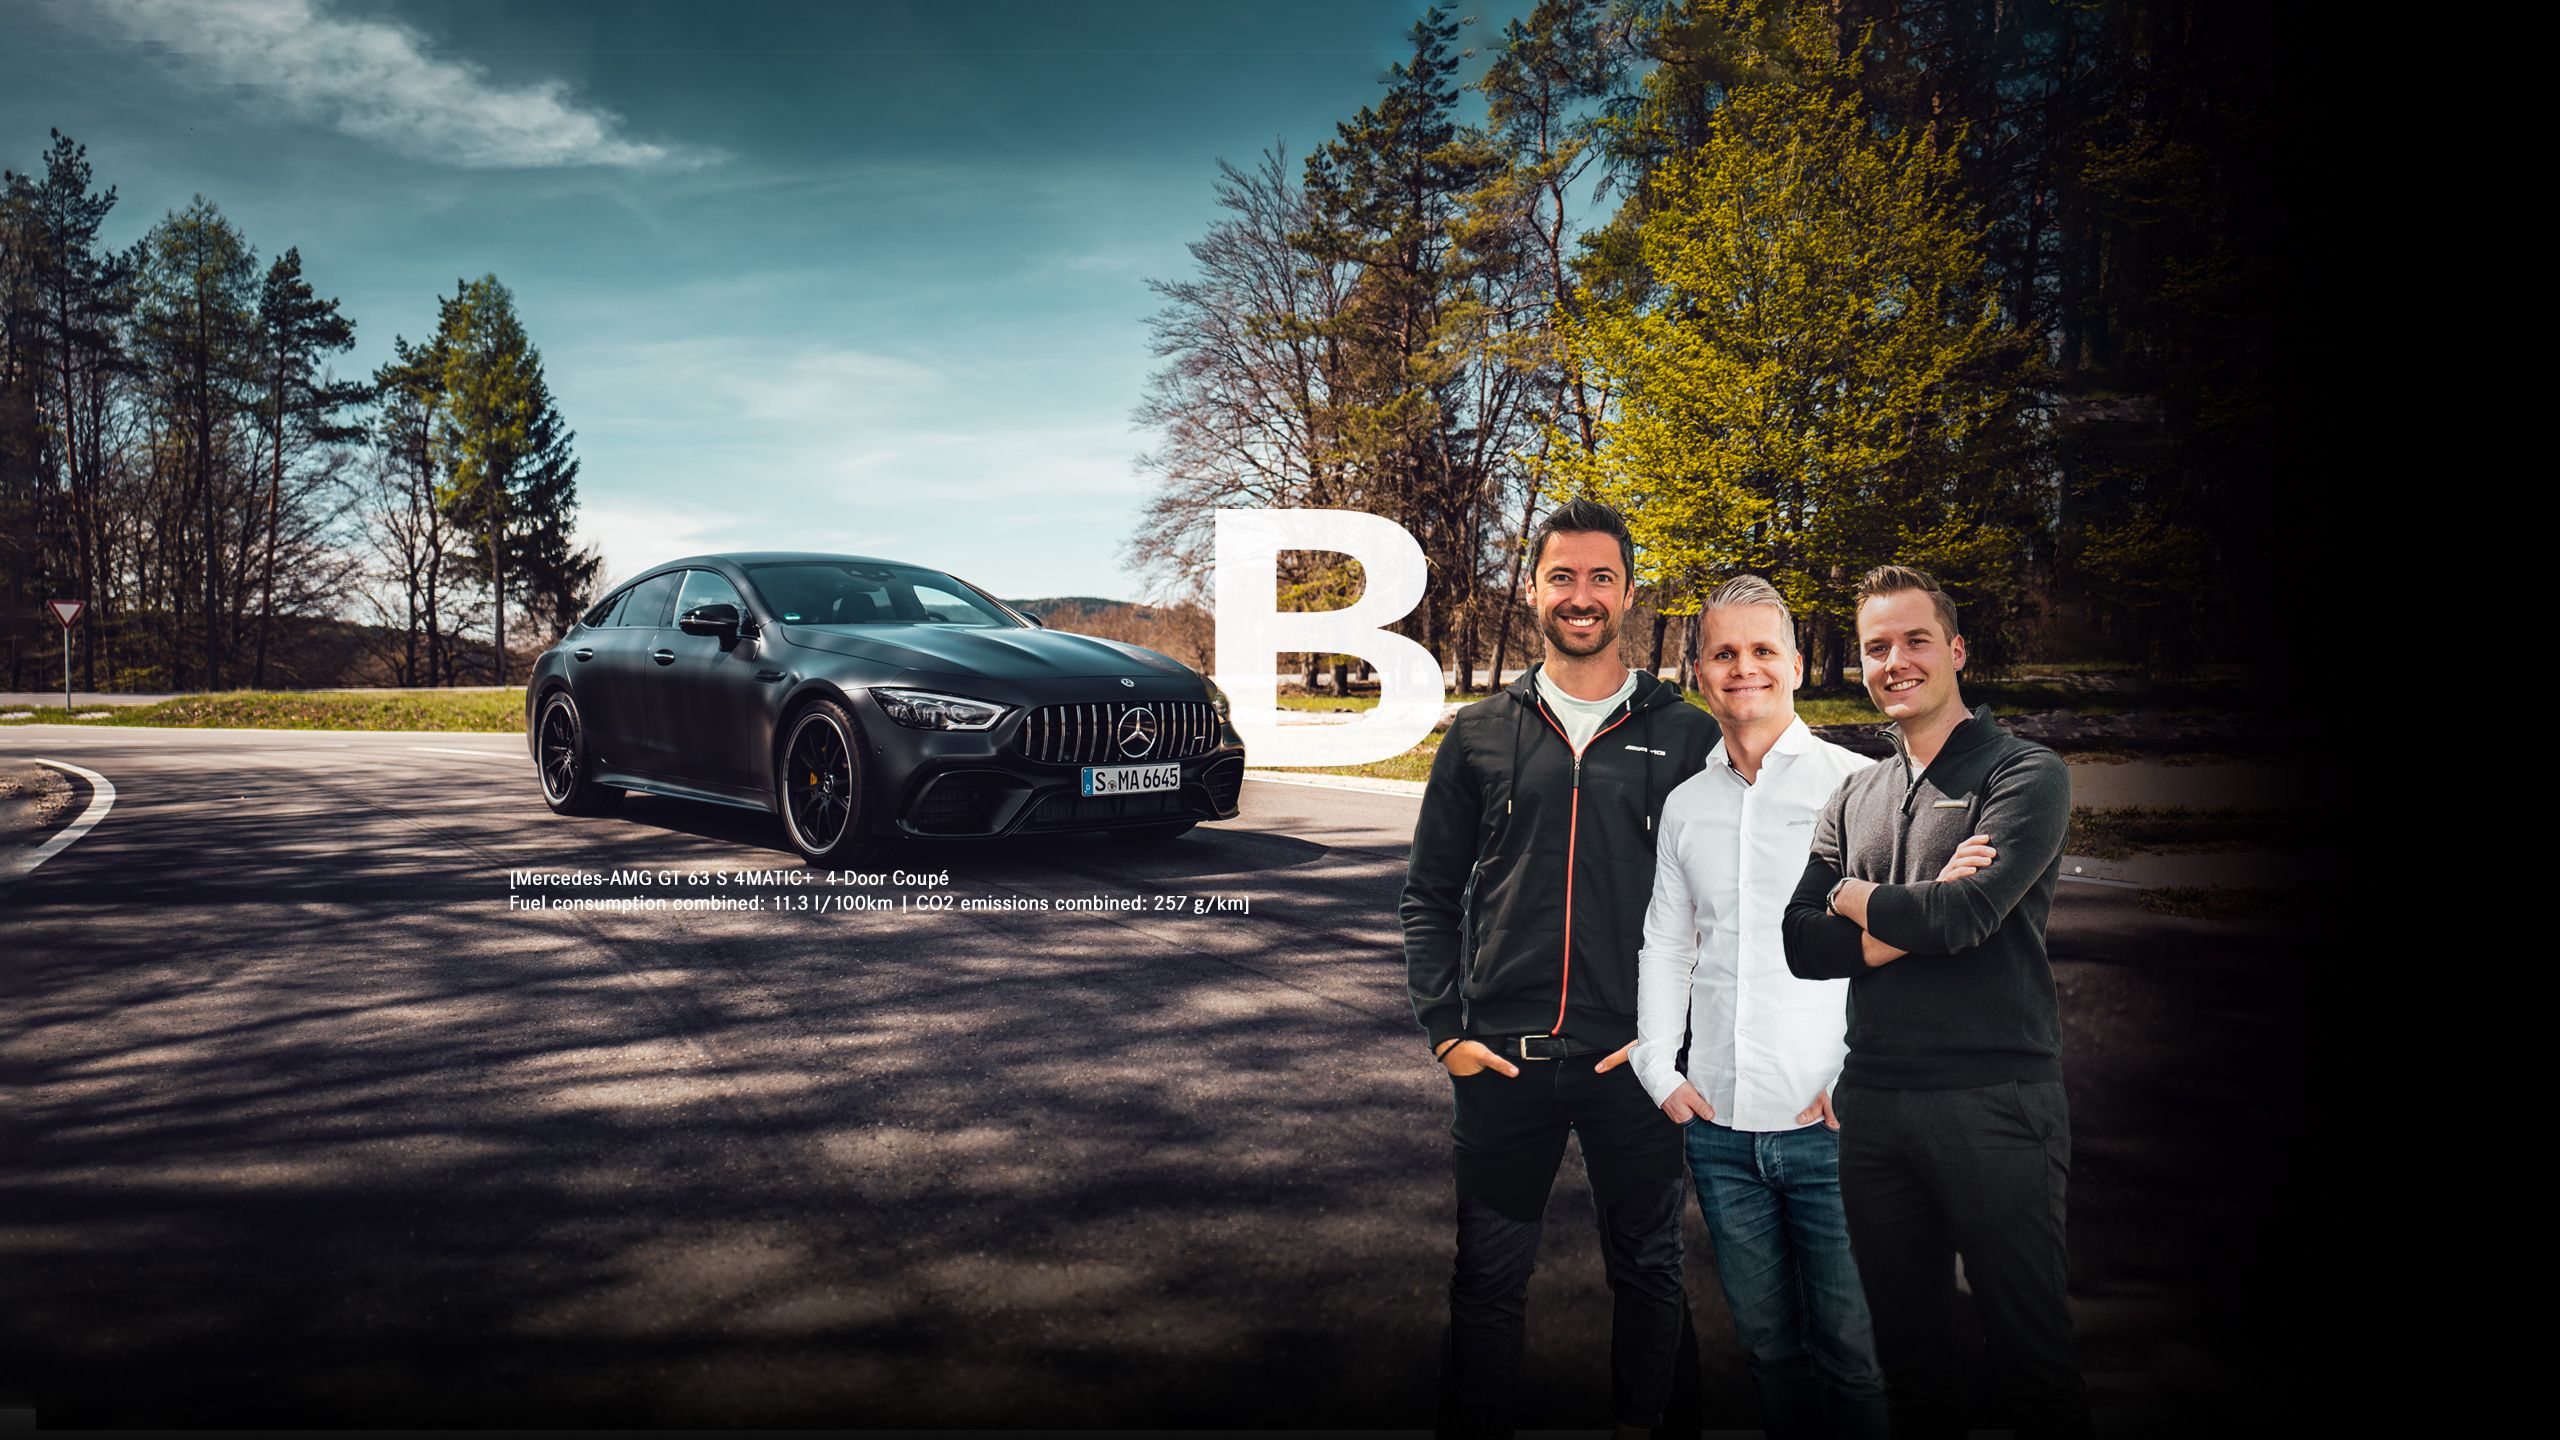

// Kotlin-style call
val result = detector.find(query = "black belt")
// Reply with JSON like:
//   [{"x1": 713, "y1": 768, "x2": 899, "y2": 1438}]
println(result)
[{"x1": 1483, "y1": 1034, "x2": 1603, "y2": 1061}]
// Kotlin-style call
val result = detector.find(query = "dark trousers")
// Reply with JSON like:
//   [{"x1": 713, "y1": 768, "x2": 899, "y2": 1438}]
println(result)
[
  {"x1": 1834, "y1": 1080, "x2": 2093, "y2": 1440},
  {"x1": 1438, "y1": 1054, "x2": 1695, "y2": 1438}
]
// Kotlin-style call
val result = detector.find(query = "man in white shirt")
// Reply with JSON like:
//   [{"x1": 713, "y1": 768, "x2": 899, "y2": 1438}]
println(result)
[{"x1": 1609, "y1": 575, "x2": 1965, "y2": 1439}]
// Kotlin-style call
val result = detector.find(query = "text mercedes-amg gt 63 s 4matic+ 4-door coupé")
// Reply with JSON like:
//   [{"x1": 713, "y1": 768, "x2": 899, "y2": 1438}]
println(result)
[{"x1": 525, "y1": 553, "x2": 1245, "y2": 864}]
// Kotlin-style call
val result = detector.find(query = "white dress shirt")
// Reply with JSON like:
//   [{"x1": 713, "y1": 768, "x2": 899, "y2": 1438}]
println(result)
[{"x1": 1630, "y1": 716, "x2": 1877, "y2": 1131}]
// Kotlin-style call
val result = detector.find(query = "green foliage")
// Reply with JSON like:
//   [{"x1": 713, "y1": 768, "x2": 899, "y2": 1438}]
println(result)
[
  {"x1": 1555, "y1": 13, "x2": 2032, "y2": 650},
  {"x1": 134, "y1": 197, "x2": 261, "y2": 434},
  {"x1": 431, "y1": 275, "x2": 596, "y2": 660}
]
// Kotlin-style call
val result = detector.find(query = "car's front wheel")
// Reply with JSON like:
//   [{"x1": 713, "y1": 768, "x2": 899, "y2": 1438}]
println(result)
[
  {"x1": 776, "y1": 699, "x2": 890, "y2": 866},
  {"x1": 536, "y1": 691, "x2": 623, "y2": 816}
]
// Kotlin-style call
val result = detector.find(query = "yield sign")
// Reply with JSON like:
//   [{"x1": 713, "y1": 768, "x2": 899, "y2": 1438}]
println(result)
[{"x1": 48, "y1": 600, "x2": 84, "y2": 627}]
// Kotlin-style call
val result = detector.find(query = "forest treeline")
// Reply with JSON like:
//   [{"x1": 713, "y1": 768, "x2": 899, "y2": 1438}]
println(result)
[
  {"x1": 1132, "y1": 0, "x2": 2294, "y2": 691},
  {"x1": 0, "y1": 131, "x2": 592, "y2": 692}
]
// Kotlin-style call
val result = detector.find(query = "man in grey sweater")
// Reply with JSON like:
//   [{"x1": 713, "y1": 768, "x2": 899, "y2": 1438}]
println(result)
[{"x1": 1780, "y1": 566, "x2": 2092, "y2": 1440}]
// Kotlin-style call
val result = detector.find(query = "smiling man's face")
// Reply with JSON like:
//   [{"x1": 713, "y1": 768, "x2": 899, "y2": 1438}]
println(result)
[
  {"x1": 1697, "y1": 602, "x2": 1801, "y2": 730},
  {"x1": 1857, "y1": 587, "x2": 1966, "y2": 729},
  {"x1": 1532, "y1": 528, "x2": 1627, "y2": 661}
]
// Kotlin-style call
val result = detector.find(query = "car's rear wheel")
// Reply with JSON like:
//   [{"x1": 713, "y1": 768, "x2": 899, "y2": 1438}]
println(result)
[
  {"x1": 1110, "y1": 820, "x2": 1197, "y2": 843},
  {"x1": 537, "y1": 691, "x2": 623, "y2": 816},
  {"x1": 777, "y1": 699, "x2": 889, "y2": 866}
]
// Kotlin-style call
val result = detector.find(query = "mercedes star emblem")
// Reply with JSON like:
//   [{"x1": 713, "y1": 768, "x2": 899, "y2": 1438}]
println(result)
[{"x1": 1115, "y1": 707, "x2": 1159, "y2": 759}]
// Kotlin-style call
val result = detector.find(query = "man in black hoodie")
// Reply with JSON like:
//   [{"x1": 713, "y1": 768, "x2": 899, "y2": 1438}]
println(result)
[
  {"x1": 1404, "y1": 499, "x2": 1718, "y2": 1439},
  {"x1": 1780, "y1": 566, "x2": 2092, "y2": 1439}
]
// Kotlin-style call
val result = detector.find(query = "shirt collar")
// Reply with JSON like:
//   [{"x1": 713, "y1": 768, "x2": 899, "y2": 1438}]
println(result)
[{"x1": 1707, "y1": 713, "x2": 1813, "y2": 775}]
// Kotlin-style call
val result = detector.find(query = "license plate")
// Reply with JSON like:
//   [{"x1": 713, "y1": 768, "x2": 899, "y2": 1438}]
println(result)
[{"x1": 1082, "y1": 763, "x2": 1181, "y2": 797}]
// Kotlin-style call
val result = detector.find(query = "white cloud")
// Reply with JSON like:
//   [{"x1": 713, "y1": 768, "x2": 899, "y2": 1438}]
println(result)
[
  {"x1": 83, "y1": 0, "x2": 707, "y2": 170},
  {"x1": 589, "y1": 338, "x2": 947, "y2": 426},
  {"x1": 576, "y1": 498, "x2": 728, "y2": 593}
]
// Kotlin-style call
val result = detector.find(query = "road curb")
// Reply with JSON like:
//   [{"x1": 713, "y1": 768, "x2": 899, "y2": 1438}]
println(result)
[{"x1": 2, "y1": 757, "x2": 115, "y2": 885}]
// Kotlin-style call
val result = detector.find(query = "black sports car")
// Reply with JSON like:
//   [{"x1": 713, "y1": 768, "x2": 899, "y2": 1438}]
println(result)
[{"x1": 525, "y1": 552, "x2": 1245, "y2": 864}]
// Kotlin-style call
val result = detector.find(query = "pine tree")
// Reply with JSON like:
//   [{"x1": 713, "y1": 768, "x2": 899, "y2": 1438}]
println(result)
[
  {"x1": 432, "y1": 275, "x2": 587, "y2": 683},
  {"x1": 134, "y1": 196, "x2": 260, "y2": 689},
  {"x1": 11, "y1": 132, "x2": 132, "y2": 690},
  {"x1": 1297, "y1": 2, "x2": 1493, "y2": 681},
  {"x1": 251, "y1": 247, "x2": 365, "y2": 685}
]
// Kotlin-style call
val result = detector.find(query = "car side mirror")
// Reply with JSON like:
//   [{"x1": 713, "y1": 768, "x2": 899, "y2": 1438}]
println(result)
[
  {"x1": 1022, "y1": 611, "x2": 1044, "y2": 629},
  {"x1": 679, "y1": 602, "x2": 741, "y2": 641}
]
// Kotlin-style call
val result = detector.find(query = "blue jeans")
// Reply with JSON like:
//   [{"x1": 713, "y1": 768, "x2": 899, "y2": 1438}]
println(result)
[{"x1": 1685, "y1": 1118, "x2": 1887, "y2": 1440}]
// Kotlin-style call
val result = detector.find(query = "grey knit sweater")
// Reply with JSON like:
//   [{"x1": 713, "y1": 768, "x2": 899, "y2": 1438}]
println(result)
[{"x1": 1781, "y1": 704, "x2": 2072, "y2": 1089}]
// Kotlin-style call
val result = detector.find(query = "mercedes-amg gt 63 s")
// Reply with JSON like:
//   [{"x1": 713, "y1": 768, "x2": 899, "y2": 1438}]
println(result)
[{"x1": 526, "y1": 553, "x2": 1245, "y2": 864}]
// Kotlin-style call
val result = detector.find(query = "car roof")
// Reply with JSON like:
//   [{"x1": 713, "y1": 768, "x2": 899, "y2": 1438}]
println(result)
[{"x1": 657, "y1": 552, "x2": 912, "y2": 570}]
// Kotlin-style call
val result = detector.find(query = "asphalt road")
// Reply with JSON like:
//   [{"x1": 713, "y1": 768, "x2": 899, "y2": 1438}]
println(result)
[{"x1": 0, "y1": 726, "x2": 2310, "y2": 1431}]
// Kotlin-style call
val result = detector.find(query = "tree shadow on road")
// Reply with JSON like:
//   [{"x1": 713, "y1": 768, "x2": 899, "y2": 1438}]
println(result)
[{"x1": 0, "y1": 755, "x2": 2313, "y2": 1431}]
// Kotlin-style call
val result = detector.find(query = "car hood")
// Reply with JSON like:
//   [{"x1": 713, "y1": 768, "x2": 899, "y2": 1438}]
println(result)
[{"x1": 779, "y1": 624, "x2": 1197, "y2": 681}]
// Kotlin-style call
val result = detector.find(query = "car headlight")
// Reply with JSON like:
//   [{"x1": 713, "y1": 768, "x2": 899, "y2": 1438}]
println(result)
[
  {"x1": 1208, "y1": 686, "x2": 1231, "y2": 722},
  {"x1": 874, "y1": 688, "x2": 1010, "y2": 731}
]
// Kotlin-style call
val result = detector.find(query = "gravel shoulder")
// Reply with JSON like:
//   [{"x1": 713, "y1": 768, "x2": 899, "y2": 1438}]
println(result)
[{"x1": 0, "y1": 760, "x2": 75, "y2": 862}]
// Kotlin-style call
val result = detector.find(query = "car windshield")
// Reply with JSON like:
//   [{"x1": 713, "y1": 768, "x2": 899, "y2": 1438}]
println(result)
[{"x1": 742, "y1": 561, "x2": 1020, "y2": 628}]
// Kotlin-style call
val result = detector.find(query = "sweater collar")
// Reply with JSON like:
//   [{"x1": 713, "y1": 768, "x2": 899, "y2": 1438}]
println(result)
[{"x1": 1883, "y1": 702, "x2": 2001, "y2": 767}]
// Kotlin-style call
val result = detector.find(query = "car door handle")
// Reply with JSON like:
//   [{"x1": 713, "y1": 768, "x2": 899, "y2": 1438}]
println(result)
[
  {"x1": 573, "y1": 647, "x2": 593, "y2": 661},
  {"x1": 651, "y1": 648, "x2": 676, "y2": 665}
]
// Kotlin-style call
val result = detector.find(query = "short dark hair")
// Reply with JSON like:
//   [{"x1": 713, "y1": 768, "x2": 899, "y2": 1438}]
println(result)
[
  {"x1": 1528, "y1": 497, "x2": 1635, "y2": 577},
  {"x1": 1854, "y1": 564, "x2": 1959, "y2": 640}
]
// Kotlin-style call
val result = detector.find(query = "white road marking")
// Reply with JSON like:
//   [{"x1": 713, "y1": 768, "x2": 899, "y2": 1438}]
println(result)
[
  {"x1": 407, "y1": 745, "x2": 523, "y2": 760},
  {"x1": 6, "y1": 758, "x2": 116, "y2": 884}
]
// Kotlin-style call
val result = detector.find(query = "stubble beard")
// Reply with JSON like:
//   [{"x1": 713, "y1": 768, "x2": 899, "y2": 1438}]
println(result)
[{"x1": 1541, "y1": 605, "x2": 1621, "y2": 660}]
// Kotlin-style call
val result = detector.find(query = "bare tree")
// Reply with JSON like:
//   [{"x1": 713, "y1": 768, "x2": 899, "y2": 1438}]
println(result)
[{"x1": 1129, "y1": 145, "x2": 1353, "y2": 601}]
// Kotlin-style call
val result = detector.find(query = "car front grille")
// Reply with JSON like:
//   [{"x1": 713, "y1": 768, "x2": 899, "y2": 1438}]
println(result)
[{"x1": 1015, "y1": 700, "x2": 1220, "y2": 766}]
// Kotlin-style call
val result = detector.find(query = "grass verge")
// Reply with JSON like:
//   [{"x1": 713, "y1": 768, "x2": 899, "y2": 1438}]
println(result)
[{"x1": 0, "y1": 689, "x2": 526, "y2": 732}]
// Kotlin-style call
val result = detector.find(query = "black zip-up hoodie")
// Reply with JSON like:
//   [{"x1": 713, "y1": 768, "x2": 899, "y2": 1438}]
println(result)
[{"x1": 1403, "y1": 666, "x2": 1719, "y2": 1055}]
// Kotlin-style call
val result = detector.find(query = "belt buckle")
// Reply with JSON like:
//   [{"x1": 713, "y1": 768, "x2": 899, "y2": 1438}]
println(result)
[{"x1": 1517, "y1": 1035, "x2": 1562, "y2": 1061}]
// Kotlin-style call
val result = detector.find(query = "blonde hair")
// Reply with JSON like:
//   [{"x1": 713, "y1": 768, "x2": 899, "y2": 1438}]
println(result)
[{"x1": 1702, "y1": 574, "x2": 1796, "y2": 655}]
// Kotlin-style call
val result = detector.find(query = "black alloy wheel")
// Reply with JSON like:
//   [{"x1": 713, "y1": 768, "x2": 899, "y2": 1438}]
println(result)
[
  {"x1": 537, "y1": 691, "x2": 622, "y2": 816},
  {"x1": 776, "y1": 699, "x2": 887, "y2": 865}
]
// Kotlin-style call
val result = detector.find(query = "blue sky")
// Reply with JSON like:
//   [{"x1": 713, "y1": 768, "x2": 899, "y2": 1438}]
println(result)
[{"x1": 2, "y1": 0, "x2": 1530, "y2": 601}]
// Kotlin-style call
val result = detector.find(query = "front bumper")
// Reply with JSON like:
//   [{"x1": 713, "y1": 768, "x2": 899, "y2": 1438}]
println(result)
[{"x1": 856, "y1": 692, "x2": 1246, "y2": 838}]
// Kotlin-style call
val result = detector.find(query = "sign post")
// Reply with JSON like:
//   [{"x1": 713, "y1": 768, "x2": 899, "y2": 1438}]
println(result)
[{"x1": 48, "y1": 600, "x2": 83, "y2": 711}]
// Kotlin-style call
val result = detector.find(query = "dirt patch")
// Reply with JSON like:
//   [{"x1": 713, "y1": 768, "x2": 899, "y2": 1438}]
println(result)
[
  {"x1": 2067, "y1": 805, "x2": 2312, "y2": 860},
  {"x1": 0, "y1": 761, "x2": 76, "y2": 848},
  {"x1": 2138, "y1": 884, "x2": 2304, "y2": 920}
]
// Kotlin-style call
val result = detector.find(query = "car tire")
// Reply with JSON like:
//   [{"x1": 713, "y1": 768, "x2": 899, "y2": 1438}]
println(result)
[
  {"x1": 1110, "y1": 820, "x2": 1197, "y2": 843},
  {"x1": 776, "y1": 698, "x2": 890, "y2": 866},
  {"x1": 536, "y1": 690, "x2": 623, "y2": 816}
]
